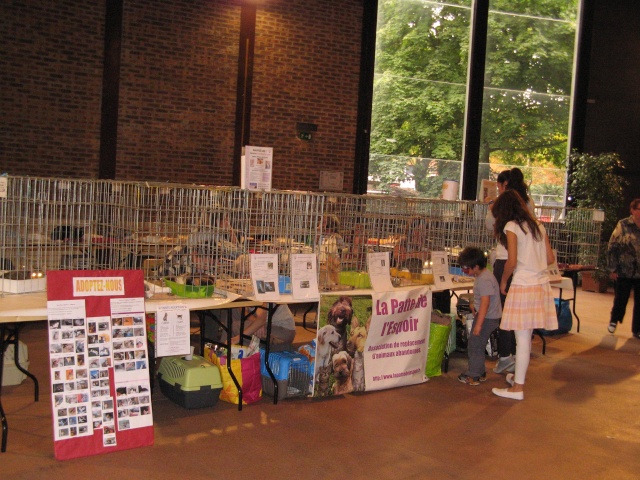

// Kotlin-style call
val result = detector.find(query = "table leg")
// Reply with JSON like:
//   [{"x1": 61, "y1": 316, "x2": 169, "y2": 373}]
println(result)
[
  {"x1": 1, "y1": 323, "x2": 40, "y2": 453},
  {"x1": 1, "y1": 325, "x2": 8, "y2": 452},
  {"x1": 225, "y1": 307, "x2": 244, "y2": 410},
  {"x1": 11, "y1": 325, "x2": 39, "y2": 401},
  {"x1": 264, "y1": 303, "x2": 278, "y2": 405},
  {"x1": 566, "y1": 272, "x2": 581, "y2": 332}
]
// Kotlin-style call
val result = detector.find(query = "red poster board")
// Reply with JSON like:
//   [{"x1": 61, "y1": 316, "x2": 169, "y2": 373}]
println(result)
[{"x1": 47, "y1": 270, "x2": 154, "y2": 460}]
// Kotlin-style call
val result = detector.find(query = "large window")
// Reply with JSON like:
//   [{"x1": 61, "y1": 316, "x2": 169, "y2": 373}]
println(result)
[{"x1": 369, "y1": 0, "x2": 580, "y2": 205}]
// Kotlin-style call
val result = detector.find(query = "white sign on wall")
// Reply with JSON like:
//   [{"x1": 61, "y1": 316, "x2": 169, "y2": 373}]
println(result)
[{"x1": 241, "y1": 145, "x2": 273, "y2": 191}]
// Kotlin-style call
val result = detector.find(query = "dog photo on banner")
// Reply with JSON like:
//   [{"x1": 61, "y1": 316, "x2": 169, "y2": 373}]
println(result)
[{"x1": 313, "y1": 289, "x2": 431, "y2": 398}]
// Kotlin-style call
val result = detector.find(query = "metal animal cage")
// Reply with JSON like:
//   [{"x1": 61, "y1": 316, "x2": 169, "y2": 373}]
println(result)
[
  {"x1": 0, "y1": 175, "x2": 604, "y2": 296},
  {"x1": 240, "y1": 190, "x2": 324, "y2": 295},
  {"x1": 537, "y1": 206, "x2": 603, "y2": 267},
  {"x1": 1, "y1": 177, "x2": 95, "y2": 293}
]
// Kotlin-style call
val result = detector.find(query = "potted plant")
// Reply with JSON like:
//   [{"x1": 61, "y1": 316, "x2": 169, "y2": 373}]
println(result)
[
  {"x1": 567, "y1": 151, "x2": 627, "y2": 292},
  {"x1": 581, "y1": 247, "x2": 611, "y2": 293}
]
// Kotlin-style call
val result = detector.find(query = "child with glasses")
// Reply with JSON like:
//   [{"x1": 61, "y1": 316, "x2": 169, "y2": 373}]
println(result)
[{"x1": 456, "y1": 247, "x2": 502, "y2": 386}]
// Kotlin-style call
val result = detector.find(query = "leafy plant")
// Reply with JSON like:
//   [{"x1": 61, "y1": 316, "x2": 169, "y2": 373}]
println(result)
[
  {"x1": 568, "y1": 151, "x2": 627, "y2": 283},
  {"x1": 568, "y1": 151, "x2": 627, "y2": 238}
]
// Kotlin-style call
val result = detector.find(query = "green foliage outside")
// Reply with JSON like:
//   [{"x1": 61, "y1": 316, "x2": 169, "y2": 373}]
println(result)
[
  {"x1": 568, "y1": 151, "x2": 627, "y2": 282},
  {"x1": 369, "y1": 0, "x2": 579, "y2": 200}
]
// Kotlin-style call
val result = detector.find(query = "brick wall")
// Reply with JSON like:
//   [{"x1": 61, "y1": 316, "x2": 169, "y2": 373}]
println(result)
[
  {"x1": 0, "y1": 0, "x2": 104, "y2": 178},
  {"x1": 251, "y1": 0, "x2": 363, "y2": 191},
  {"x1": 0, "y1": 0, "x2": 364, "y2": 192}
]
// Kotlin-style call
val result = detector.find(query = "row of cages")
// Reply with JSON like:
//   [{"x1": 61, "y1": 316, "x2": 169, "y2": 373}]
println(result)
[{"x1": 0, "y1": 176, "x2": 603, "y2": 296}]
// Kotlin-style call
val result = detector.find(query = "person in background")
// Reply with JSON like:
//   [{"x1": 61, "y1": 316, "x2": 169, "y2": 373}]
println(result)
[
  {"x1": 485, "y1": 168, "x2": 535, "y2": 375},
  {"x1": 490, "y1": 190, "x2": 556, "y2": 400},
  {"x1": 606, "y1": 198, "x2": 640, "y2": 338},
  {"x1": 230, "y1": 303, "x2": 296, "y2": 352},
  {"x1": 456, "y1": 246, "x2": 502, "y2": 386}
]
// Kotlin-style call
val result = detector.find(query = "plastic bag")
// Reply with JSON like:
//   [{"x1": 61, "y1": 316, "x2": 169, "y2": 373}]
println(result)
[
  {"x1": 426, "y1": 321, "x2": 452, "y2": 377},
  {"x1": 204, "y1": 345, "x2": 262, "y2": 405}
]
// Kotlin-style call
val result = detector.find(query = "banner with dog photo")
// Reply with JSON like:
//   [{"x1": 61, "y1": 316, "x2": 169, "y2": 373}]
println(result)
[{"x1": 313, "y1": 288, "x2": 430, "y2": 397}]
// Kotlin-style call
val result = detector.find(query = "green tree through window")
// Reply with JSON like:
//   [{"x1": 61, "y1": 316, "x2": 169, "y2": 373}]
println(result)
[{"x1": 370, "y1": 0, "x2": 579, "y2": 204}]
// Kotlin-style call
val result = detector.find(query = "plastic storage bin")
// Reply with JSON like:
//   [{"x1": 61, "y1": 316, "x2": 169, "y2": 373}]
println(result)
[
  {"x1": 260, "y1": 350, "x2": 311, "y2": 401},
  {"x1": 157, "y1": 354, "x2": 223, "y2": 409},
  {"x1": 2, "y1": 341, "x2": 29, "y2": 386}
]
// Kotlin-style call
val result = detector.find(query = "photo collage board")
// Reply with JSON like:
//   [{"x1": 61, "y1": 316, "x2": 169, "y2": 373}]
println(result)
[{"x1": 47, "y1": 270, "x2": 154, "y2": 460}]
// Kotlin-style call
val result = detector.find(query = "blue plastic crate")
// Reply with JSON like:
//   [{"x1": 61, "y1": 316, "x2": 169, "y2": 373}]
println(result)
[
  {"x1": 260, "y1": 350, "x2": 312, "y2": 399},
  {"x1": 260, "y1": 350, "x2": 310, "y2": 381}
]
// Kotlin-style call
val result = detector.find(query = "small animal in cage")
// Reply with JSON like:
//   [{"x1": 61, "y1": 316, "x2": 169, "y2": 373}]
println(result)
[
  {"x1": 331, "y1": 351, "x2": 353, "y2": 395},
  {"x1": 392, "y1": 217, "x2": 430, "y2": 269},
  {"x1": 318, "y1": 215, "x2": 344, "y2": 289},
  {"x1": 342, "y1": 223, "x2": 367, "y2": 269},
  {"x1": 157, "y1": 245, "x2": 193, "y2": 277},
  {"x1": 326, "y1": 296, "x2": 358, "y2": 354},
  {"x1": 316, "y1": 324, "x2": 341, "y2": 368}
]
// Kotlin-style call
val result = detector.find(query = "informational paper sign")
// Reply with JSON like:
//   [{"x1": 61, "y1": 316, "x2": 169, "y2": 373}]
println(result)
[
  {"x1": 241, "y1": 145, "x2": 273, "y2": 191},
  {"x1": 368, "y1": 251, "x2": 395, "y2": 292},
  {"x1": 290, "y1": 253, "x2": 320, "y2": 300},
  {"x1": 154, "y1": 303, "x2": 191, "y2": 357},
  {"x1": 250, "y1": 253, "x2": 280, "y2": 301},
  {"x1": 0, "y1": 176, "x2": 7, "y2": 198},
  {"x1": 431, "y1": 251, "x2": 454, "y2": 290},
  {"x1": 319, "y1": 171, "x2": 344, "y2": 192},
  {"x1": 547, "y1": 250, "x2": 563, "y2": 282}
]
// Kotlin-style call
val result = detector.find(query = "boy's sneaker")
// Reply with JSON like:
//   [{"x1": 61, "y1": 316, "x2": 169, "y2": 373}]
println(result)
[
  {"x1": 608, "y1": 322, "x2": 617, "y2": 334},
  {"x1": 457, "y1": 373, "x2": 486, "y2": 386},
  {"x1": 493, "y1": 355, "x2": 516, "y2": 374}
]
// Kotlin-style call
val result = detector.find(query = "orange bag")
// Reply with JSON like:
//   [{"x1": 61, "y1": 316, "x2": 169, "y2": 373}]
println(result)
[{"x1": 204, "y1": 345, "x2": 262, "y2": 405}]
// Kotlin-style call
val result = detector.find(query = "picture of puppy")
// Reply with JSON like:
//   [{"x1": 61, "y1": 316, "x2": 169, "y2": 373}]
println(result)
[
  {"x1": 326, "y1": 296, "x2": 358, "y2": 353},
  {"x1": 316, "y1": 324, "x2": 342, "y2": 368},
  {"x1": 347, "y1": 316, "x2": 370, "y2": 392},
  {"x1": 331, "y1": 351, "x2": 353, "y2": 395}
]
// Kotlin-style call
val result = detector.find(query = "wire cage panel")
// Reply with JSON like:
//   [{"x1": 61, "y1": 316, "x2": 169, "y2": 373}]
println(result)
[
  {"x1": 536, "y1": 206, "x2": 603, "y2": 268},
  {"x1": 1, "y1": 177, "x2": 95, "y2": 292},
  {"x1": 0, "y1": 176, "x2": 603, "y2": 297},
  {"x1": 242, "y1": 190, "x2": 325, "y2": 295}
]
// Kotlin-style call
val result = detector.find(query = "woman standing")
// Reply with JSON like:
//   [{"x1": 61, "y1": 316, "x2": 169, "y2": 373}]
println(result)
[
  {"x1": 606, "y1": 198, "x2": 640, "y2": 338},
  {"x1": 490, "y1": 190, "x2": 557, "y2": 400}
]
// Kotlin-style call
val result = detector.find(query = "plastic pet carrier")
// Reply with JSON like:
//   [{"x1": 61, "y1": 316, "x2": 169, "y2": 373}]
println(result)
[
  {"x1": 157, "y1": 354, "x2": 223, "y2": 409},
  {"x1": 260, "y1": 350, "x2": 311, "y2": 401}
]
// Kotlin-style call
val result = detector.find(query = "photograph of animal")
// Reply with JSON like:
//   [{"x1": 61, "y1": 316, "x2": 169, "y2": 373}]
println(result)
[
  {"x1": 331, "y1": 351, "x2": 354, "y2": 395},
  {"x1": 314, "y1": 365, "x2": 332, "y2": 397},
  {"x1": 347, "y1": 316, "x2": 370, "y2": 392},
  {"x1": 326, "y1": 296, "x2": 358, "y2": 353},
  {"x1": 316, "y1": 324, "x2": 342, "y2": 368}
]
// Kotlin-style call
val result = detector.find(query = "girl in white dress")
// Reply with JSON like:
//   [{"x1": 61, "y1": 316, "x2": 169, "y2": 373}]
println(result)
[{"x1": 490, "y1": 190, "x2": 557, "y2": 400}]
